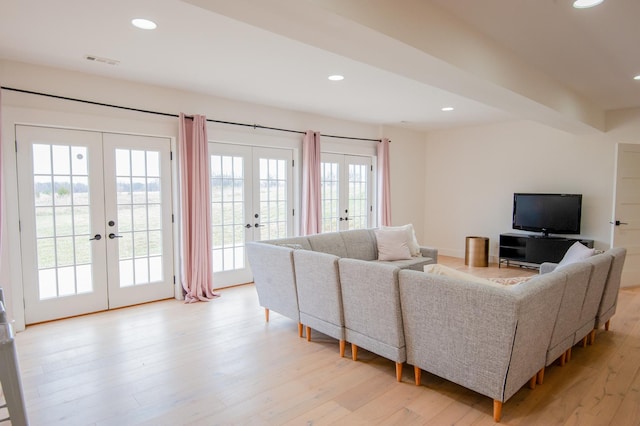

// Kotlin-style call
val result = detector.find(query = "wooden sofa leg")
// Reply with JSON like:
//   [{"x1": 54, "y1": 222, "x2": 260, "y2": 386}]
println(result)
[
  {"x1": 306, "y1": 326, "x2": 311, "y2": 342},
  {"x1": 396, "y1": 362, "x2": 403, "y2": 382},
  {"x1": 493, "y1": 400, "x2": 503, "y2": 423},
  {"x1": 537, "y1": 368, "x2": 545, "y2": 385},
  {"x1": 605, "y1": 319, "x2": 611, "y2": 331},
  {"x1": 297, "y1": 323, "x2": 303, "y2": 338},
  {"x1": 265, "y1": 308, "x2": 269, "y2": 322},
  {"x1": 582, "y1": 336, "x2": 588, "y2": 348},
  {"x1": 414, "y1": 366, "x2": 422, "y2": 386},
  {"x1": 339, "y1": 340, "x2": 345, "y2": 358},
  {"x1": 351, "y1": 344, "x2": 358, "y2": 361},
  {"x1": 529, "y1": 375, "x2": 536, "y2": 390},
  {"x1": 559, "y1": 352, "x2": 566, "y2": 367},
  {"x1": 567, "y1": 347, "x2": 572, "y2": 362},
  {"x1": 589, "y1": 329, "x2": 596, "y2": 345}
]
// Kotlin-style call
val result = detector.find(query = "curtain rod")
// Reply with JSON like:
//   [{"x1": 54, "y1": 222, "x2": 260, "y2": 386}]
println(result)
[{"x1": 1, "y1": 86, "x2": 384, "y2": 143}]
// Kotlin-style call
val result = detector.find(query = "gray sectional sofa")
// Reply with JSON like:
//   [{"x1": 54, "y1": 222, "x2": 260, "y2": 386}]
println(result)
[
  {"x1": 247, "y1": 230, "x2": 626, "y2": 423},
  {"x1": 246, "y1": 228, "x2": 437, "y2": 353}
]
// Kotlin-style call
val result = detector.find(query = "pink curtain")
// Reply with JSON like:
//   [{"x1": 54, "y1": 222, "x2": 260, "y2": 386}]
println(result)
[
  {"x1": 301, "y1": 130, "x2": 321, "y2": 235},
  {"x1": 178, "y1": 113, "x2": 218, "y2": 303},
  {"x1": 377, "y1": 138, "x2": 392, "y2": 226},
  {"x1": 0, "y1": 89, "x2": 3, "y2": 260}
]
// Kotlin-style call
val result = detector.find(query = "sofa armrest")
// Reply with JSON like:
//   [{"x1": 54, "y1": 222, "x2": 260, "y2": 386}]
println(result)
[
  {"x1": 418, "y1": 246, "x2": 438, "y2": 261},
  {"x1": 246, "y1": 242, "x2": 299, "y2": 322},
  {"x1": 539, "y1": 262, "x2": 559, "y2": 274}
]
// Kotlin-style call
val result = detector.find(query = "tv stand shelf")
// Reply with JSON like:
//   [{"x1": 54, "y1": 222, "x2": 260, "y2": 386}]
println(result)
[{"x1": 499, "y1": 233, "x2": 594, "y2": 268}]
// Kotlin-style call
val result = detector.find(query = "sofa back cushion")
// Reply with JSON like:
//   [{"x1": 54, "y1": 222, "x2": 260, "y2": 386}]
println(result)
[
  {"x1": 341, "y1": 229, "x2": 378, "y2": 261},
  {"x1": 307, "y1": 232, "x2": 349, "y2": 257},
  {"x1": 264, "y1": 236, "x2": 312, "y2": 251}
]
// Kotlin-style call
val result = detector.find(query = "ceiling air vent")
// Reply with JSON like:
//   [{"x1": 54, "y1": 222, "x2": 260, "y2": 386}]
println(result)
[{"x1": 85, "y1": 55, "x2": 120, "y2": 66}]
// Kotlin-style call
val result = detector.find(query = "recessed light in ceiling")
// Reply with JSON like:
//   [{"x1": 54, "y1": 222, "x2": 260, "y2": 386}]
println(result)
[
  {"x1": 572, "y1": 0, "x2": 604, "y2": 9},
  {"x1": 131, "y1": 18, "x2": 157, "y2": 30},
  {"x1": 441, "y1": 107, "x2": 454, "y2": 112},
  {"x1": 328, "y1": 75, "x2": 344, "y2": 81},
  {"x1": 634, "y1": 75, "x2": 640, "y2": 80}
]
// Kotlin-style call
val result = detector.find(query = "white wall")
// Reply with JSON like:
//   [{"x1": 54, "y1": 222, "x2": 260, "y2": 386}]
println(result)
[
  {"x1": 423, "y1": 120, "x2": 618, "y2": 260},
  {"x1": 380, "y1": 125, "x2": 428, "y2": 239}
]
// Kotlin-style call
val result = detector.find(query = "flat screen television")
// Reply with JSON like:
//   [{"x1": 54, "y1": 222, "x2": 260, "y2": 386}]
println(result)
[{"x1": 512, "y1": 193, "x2": 582, "y2": 237}]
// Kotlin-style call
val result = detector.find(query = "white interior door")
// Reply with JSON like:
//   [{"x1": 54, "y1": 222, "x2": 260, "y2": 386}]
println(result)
[
  {"x1": 17, "y1": 126, "x2": 174, "y2": 324},
  {"x1": 321, "y1": 153, "x2": 372, "y2": 232},
  {"x1": 209, "y1": 143, "x2": 293, "y2": 288},
  {"x1": 612, "y1": 142, "x2": 640, "y2": 287}
]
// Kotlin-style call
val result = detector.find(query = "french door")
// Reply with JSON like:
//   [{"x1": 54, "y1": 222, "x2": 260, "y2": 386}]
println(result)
[
  {"x1": 17, "y1": 126, "x2": 174, "y2": 324},
  {"x1": 321, "y1": 153, "x2": 373, "y2": 232},
  {"x1": 209, "y1": 142, "x2": 293, "y2": 287}
]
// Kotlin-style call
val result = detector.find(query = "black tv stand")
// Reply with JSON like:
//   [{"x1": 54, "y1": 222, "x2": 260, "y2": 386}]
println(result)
[{"x1": 499, "y1": 233, "x2": 594, "y2": 268}]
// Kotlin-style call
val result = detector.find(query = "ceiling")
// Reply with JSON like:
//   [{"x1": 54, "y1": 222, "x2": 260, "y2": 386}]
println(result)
[{"x1": 0, "y1": 0, "x2": 638, "y2": 133}]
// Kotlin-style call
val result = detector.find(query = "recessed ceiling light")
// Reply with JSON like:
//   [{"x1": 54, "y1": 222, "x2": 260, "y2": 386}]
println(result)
[
  {"x1": 441, "y1": 107, "x2": 454, "y2": 112},
  {"x1": 634, "y1": 75, "x2": 640, "y2": 80},
  {"x1": 328, "y1": 75, "x2": 344, "y2": 81},
  {"x1": 131, "y1": 18, "x2": 157, "y2": 30},
  {"x1": 573, "y1": 0, "x2": 604, "y2": 9}
]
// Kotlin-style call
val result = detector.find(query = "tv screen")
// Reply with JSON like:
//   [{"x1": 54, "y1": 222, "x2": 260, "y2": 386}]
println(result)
[{"x1": 512, "y1": 193, "x2": 582, "y2": 236}]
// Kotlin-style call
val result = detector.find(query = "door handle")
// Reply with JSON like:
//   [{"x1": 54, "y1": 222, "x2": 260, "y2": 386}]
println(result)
[
  {"x1": 610, "y1": 220, "x2": 629, "y2": 226},
  {"x1": 254, "y1": 223, "x2": 260, "y2": 228},
  {"x1": 245, "y1": 224, "x2": 253, "y2": 228},
  {"x1": 89, "y1": 234, "x2": 102, "y2": 241},
  {"x1": 108, "y1": 233, "x2": 123, "y2": 239}
]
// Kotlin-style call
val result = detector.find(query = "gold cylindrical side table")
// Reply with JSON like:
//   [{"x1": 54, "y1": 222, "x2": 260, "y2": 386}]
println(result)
[{"x1": 465, "y1": 236, "x2": 489, "y2": 267}]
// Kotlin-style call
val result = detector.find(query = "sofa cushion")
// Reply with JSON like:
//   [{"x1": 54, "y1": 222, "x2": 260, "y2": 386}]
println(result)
[
  {"x1": 264, "y1": 236, "x2": 312, "y2": 250},
  {"x1": 307, "y1": 232, "x2": 349, "y2": 257},
  {"x1": 341, "y1": 229, "x2": 378, "y2": 261},
  {"x1": 375, "y1": 255, "x2": 436, "y2": 271},
  {"x1": 374, "y1": 228, "x2": 412, "y2": 261},
  {"x1": 382, "y1": 224, "x2": 420, "y2": 256},
  {"x1": 423, "y1": 263, "x2": 503, "y2": 287}
]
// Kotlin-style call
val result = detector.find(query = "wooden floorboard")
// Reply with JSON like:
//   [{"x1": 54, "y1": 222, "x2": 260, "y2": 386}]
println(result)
[{"x1": 7, "y1": 256, "x2": 640, "y2": 425}]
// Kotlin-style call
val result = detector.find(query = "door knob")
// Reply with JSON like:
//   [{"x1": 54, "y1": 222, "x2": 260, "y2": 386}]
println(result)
[
  {"x1": 108, "y1": 233, "x2": 123, "y2": 239},
  {"x1": 254, "y1": 223, "x2": 260, "y2": 228},
  {"x1": 245, "y1": 224, "x2": 252, "y2": 228},
  {"x1": 89, "y1": 234, "x2": 102, "y2": 241},
  {"x1": 610, "y1": 220, "x2": 629, "y2": 226}
]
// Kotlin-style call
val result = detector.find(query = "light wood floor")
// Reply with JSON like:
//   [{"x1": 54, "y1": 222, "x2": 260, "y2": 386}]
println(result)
[{"x1": 8, "y1": 257, "x2": 640, "y2": 425}]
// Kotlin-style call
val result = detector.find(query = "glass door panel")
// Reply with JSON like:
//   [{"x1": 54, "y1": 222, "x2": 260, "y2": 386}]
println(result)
[
  {"x1": 255, "y1": 148, "x2": 291, "y2": 241},
  {"x1": 103, "y1": 133, "x2": 174, "y2": 309},
  {"x1": 18, "y1": 126, "x2": 108, "y2": 324},
  {"x1": 321, "y1": 154, "x2": 372, "y2": 232}
]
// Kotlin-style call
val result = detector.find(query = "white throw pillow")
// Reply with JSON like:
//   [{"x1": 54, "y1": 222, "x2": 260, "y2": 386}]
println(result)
[
  {"x1": 375, "y1": 228, "x2": 413, "y2": 261},
  {"x1": 557, "y1": 241, "x2": 595, "y2": 268},
  {"x1": 382, "y1": 224, "x2": 420, "y2": 256}
]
